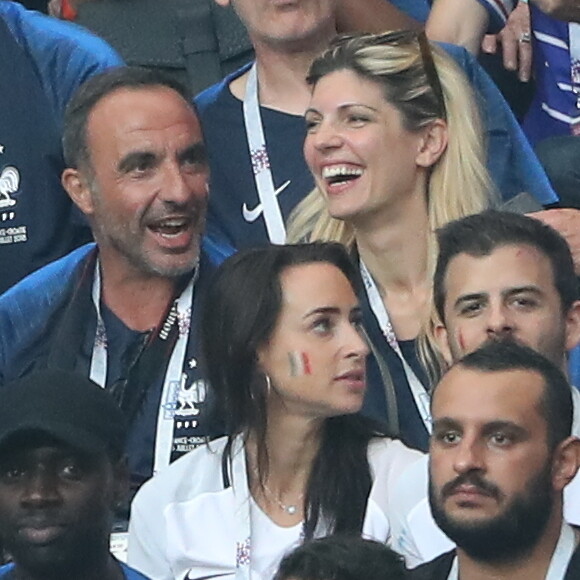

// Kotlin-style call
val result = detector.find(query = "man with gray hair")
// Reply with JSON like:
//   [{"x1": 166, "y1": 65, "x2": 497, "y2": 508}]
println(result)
[{"x1": 0, "y1": 67, "x2": 231, "y2": 491}]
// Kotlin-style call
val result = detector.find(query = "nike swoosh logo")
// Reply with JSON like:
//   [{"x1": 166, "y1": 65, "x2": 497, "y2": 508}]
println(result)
[
  {"x1": 186, "y1": 573, "x2": 232, "y2": 580},
  {"x1": 242, "y1": 180, "x2": 291, "y2": 223}
]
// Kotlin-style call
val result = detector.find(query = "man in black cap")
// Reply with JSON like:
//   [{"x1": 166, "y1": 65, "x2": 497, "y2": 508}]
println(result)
[{"x1": 0, "y1": 369, "x2": 149, "y2": 580}]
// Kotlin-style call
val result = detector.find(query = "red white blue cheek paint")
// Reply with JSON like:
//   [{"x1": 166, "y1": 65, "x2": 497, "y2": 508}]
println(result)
[
  {"x1": 288, "y1": 351, "x2": 312, "y2": 377},
  {"x1": 457, "y1": 329, "x2": 465, "y2": 352}
]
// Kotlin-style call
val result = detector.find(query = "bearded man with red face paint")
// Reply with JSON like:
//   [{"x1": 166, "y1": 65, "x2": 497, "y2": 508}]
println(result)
[
  {"x1": 0, "y1": 67, "x2": 234, "y2": 498},
  {"x1": 432, "y1": 211, "x2": 580, "y2": 381}
]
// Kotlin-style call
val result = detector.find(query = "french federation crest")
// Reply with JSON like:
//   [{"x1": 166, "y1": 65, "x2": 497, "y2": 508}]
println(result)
[
  {"x1": 163, "y1": 371, "x2": 208, "y2": 423},
  {"x1": 0, "y1": 166, "x2": 19, "y2": 208}
]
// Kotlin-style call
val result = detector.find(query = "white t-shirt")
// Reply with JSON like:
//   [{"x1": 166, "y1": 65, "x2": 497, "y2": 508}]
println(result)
[
  {"x1": 127, "y1": 435, "x2": 423, "y2": 580},
  {"x1": 249, "y1": 499, "x2": 302, "y2": 579}
]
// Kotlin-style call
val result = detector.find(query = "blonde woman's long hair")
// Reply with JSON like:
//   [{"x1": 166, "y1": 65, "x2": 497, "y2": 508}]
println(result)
[{"x1": 286, "y1": 32, "x2": 498, "y2": 384}]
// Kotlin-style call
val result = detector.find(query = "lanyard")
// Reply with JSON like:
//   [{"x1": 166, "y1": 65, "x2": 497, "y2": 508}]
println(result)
[
  {"x1": 227, "y1": 437, "x2": 252, "y2": 580},
  {"x1": 359, "y1": 260, "x2": 432, "y2": 432},
  {"x1": 242, "y1": 62, "x2": 287, "y2": 244},
  {"x1": 447, "y1": 522, "x2": 576, "y2": 580},
  {"x1": 569, "y1": 24, "x2": 580, "y2": 135},
  {"x1": 89, "y1": 262, "x2": 196, "y2": 474}
]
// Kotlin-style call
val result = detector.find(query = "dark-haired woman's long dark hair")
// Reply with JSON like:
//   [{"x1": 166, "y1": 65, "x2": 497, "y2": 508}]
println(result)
[
  {"x1": 202, "y1": 242, "x2": 395, "y2": 538},
  {"x1": 303, "y1": 414, "x2": 391, "y2": 538}
]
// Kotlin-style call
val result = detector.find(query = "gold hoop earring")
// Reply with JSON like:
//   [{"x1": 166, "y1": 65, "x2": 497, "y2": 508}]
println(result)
[{"x1": 265, "y1": 374, "x2": 272, "y2": 396}]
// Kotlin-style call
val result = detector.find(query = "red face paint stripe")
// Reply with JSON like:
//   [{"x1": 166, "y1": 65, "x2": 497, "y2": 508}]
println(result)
[
  {"x1": 301, "y1": 352, "x2": 311, "y2": 375},
  {"x1": 458, "y1": 330, "x2": 465, "y2": 352}
]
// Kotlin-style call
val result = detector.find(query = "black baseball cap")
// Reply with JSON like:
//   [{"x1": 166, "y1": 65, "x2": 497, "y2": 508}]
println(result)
[{"x1": 0, "y1": 370, "x2": 128, "y2": 458}]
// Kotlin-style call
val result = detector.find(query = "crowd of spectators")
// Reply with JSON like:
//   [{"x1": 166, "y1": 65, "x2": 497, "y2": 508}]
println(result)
[{"x1": 2, "y1": 0, "x2": 580, "y2": 578}]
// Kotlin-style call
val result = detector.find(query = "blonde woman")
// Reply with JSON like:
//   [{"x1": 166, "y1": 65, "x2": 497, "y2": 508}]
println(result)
[{"x1": 288, "y1": 32, "x2": 497, "y2": 450}]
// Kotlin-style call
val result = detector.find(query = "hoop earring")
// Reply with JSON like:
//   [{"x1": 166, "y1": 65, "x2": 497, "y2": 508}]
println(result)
[{"x1": 264, "y1": 374, "x2": 272, "y2": 396}]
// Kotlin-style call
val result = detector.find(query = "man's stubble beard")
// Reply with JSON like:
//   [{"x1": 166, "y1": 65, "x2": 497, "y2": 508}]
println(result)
[{"x1": 429, "y1": 461, "x2": 554, "y2": 565}]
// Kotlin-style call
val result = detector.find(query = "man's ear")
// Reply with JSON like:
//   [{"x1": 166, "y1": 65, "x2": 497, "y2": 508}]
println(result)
[
  {"x1": 434, "y1": 323, "x2": 453, "y2": 367},
  {"x1": 213, "y1": 0, "x2": 230, "y2": 6},
  {"x1": 415, "y1": 119, "x2": 448, "y2": 169},
  {"x1": 565, "y1": 300, "x2": 580, "y2": 351},
  {"x1": 61, "y1": 168, "x2": 95, "y2": 217},
  {"x1": 552, "y1": 436, "x2": 580, "y2": 492}
]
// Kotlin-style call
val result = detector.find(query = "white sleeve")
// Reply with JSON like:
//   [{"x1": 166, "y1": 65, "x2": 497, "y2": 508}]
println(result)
[
  {"x1": 365, "y1": 439, "x2": 424, "y2": 563},
  {"x1": 128, "y1": 483, "x2": 174, "y2": 580},
  {"x1": 367, "y1": 439, "x2": 424, "y2": 516},
  {"x1": 387, "y1": 455, "x2": 455, "y2": 568}
]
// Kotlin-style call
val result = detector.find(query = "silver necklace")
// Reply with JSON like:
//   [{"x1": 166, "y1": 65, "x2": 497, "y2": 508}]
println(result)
[{"x1": 261, "y1": 481, "x2": 303, "y2": 516}]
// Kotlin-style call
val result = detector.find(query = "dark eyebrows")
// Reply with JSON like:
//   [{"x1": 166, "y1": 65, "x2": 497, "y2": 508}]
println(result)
[
  {"x1": 453, "y1": 285, "x2": 544, "y2": 311},
  {"x1": 432, "y1": 417, "x2": 462, "y2": 433},
  {"x1": 481, "y1": 421, "x2": 528, "y2": 439},
  {"x1": 502, "y1": 286, "x2": 543, "y2": 299},
  {"x1": 117, "y1": 150, "x2": 157, "y2": 174},
  {"x1": 453, "y1": 292, "x2": 487, "y2": 310},
  {"x1": 178, "y1": 142, "x2": 207, "y2": 166},
  {"x1": 303, "y1": 306, "x2": 340, "y2": 320},
  {"x1": 432, "y1": 418, "x2": 529, "y2": 439}
]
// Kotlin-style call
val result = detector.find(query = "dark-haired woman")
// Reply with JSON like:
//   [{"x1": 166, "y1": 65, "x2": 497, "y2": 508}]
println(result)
[{"x1": 128, "y1": 243, "x2": 422, "y2": 580}]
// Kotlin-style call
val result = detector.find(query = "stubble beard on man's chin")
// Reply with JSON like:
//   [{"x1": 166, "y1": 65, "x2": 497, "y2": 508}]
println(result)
[
  {"x1": 89, "y1": 181, "x2": 206, "y2": 281},
  {"x1": 99, "y1": 212, "x2": 204, "y2": 280},
  {"x1": 428, "y1": 465, "x2": 554, "y2": 565},
  {"x1": 135, "y1": 241, "x2": 201, "y2": 279}
]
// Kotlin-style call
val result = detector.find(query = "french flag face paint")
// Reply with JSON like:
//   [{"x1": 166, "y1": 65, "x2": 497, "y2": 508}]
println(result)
[
  {"x1": 457, "y1": 329, "x2": 465, "y2": 352},
  {"x1": 288, "y1": 351, "x2": 312, "y2": 377}
]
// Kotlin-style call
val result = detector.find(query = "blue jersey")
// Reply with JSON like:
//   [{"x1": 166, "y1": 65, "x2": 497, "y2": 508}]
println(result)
[
  {"x1": 0, "y1": 1, "x2": 122, "y2": 293},
  {"x1": 0, "y1": 242, "x2": 229, "y2": 485},
  {"x1": 0, "y1": 560, "x2": 150, "y2": 579},
  {"x1": 196, "y1": 64, "x2": 314, "y2": 249},
  {"x1": 476, "y1": 0, "x2": 580, "y2": 143}
]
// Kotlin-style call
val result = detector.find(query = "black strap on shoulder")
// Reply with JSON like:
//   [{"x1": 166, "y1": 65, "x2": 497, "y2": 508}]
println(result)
[
  {"x1": 174, "y1": 0, "x2": 253, "y2": 96},
  {"x1": 564, "y1": 539, "x2": 580, "y2": 579},
  {"x1": 221, "y1": 437, "x2": 233, "y2": 489},
  {"x1": 46, "y1": 251, "x2": 189, "y2": 423},
  {"x1": 173, "y1": 0, "x2": 221, "y2": 96}
]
